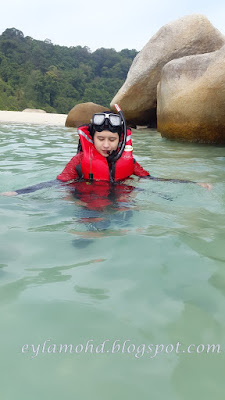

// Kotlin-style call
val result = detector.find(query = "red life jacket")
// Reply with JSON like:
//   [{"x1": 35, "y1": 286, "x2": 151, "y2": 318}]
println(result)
[{"x1": 77, "y1": 125, "x2": 134, "y2": 182}]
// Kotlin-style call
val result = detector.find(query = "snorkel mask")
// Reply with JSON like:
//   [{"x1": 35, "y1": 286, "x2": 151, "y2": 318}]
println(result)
[{"x1": 90, "y1": 112, "x2": 123, "y2": 135}]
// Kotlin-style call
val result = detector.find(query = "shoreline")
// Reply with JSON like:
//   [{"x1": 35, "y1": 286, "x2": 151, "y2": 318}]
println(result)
[{"x1": 0, "y1": 110, "x2": 67, "y2": 126}]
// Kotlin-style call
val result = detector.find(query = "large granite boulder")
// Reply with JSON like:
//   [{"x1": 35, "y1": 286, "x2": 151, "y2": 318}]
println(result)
[
  {"x1": 110, "y1": 14, "x2": 225, "y2": 126},
  {"x1": 65, "y1": 102, "x2": 109, "y2": 127},
  {"x1": 157, "y1": 46, "x2": 225, "y2": 144}
]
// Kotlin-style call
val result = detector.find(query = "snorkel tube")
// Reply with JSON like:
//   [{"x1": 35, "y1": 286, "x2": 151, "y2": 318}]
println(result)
[{"x1": 108, "y1": 103, "x2": 127, "y2": 163}]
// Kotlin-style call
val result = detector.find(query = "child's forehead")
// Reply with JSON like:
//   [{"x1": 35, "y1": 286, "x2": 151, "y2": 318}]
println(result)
[{"x1": 95, "y1": 130, "x2": 119, "y2": 138}]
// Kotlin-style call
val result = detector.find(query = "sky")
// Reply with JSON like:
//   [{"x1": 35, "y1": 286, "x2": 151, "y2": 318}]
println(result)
[{"x1": 1, "y1": 0, "x2": 225, "y2": 52}]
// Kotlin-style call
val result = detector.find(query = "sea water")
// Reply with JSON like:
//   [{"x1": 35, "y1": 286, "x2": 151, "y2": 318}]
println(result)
[{"x1": 0, "y1": 123, "x2": 225, "y2": 400}]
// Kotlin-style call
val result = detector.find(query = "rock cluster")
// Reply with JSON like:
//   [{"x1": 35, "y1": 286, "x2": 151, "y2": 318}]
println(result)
[
  {"x1": 66, "y1": 14, "x2": 225, "y2": 143},
  {"x1": 157, "y1": 46, "x2": 225, "y2": 143}
]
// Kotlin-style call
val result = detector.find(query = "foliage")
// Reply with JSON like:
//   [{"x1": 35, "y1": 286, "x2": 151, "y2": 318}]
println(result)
[{"x1": 0, "y1": 28, "x2": 138, "y2": 113}]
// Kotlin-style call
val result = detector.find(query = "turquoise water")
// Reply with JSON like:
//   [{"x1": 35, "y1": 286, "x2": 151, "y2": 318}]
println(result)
[{"x1": 1, "y1": 123, "x2": 225, "y2": 400}]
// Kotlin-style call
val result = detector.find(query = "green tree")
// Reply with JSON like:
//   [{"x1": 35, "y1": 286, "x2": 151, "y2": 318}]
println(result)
[{"x1": 0, "y1": 28, "x2": 138, "y2": 113}]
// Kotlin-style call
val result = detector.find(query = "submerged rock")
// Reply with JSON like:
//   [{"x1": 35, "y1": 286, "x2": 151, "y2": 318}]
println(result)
[
  {"x1": 65, "y1": 102, "x2": 109, "y2": 128},
  {"x1": 157, "y1": 46, "x2": 225, "y2": 144},
  {"x1": 110, "y1": 14, "x2": 225, "y2": 126}
]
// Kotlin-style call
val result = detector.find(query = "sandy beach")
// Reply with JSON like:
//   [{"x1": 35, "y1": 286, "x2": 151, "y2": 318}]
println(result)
[{"x1": 0, "y1": 110, "x2": 67, "y2": 126}]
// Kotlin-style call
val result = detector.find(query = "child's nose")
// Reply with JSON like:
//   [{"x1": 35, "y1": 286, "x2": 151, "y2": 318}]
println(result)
[{"x1": 103, "y1": 140, "x2": 110, "y2": 148}]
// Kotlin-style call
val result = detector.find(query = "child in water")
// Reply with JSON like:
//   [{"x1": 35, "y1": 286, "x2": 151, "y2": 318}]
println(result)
[{"x1": 1, "y1": 106, "x2": 212, "y2": 195}]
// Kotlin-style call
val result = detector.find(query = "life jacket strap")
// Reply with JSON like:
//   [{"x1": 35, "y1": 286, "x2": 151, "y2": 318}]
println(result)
[{"x1": 75, "y1": 163, "x2": 84, "y2": 179}]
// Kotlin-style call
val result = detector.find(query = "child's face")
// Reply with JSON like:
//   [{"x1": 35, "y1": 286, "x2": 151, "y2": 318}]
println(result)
[{"x1": 93, "y1": 130, "x2": 119, "y2": 157}]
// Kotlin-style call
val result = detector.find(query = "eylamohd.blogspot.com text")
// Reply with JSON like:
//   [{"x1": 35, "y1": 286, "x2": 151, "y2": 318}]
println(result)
[{"x1": 21, "y1": 339, "x2": 222, "y2": 359}]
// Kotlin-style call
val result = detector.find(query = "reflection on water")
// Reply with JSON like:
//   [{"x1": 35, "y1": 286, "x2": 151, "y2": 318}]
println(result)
[{"x1": 1, "y1": 124, "x2": 225, "y2": 400}]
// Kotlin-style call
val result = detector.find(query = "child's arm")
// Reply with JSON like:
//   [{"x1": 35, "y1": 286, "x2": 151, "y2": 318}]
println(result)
[
  {"x1": 56, "y1": 153, "x2": 83, "y2": 182},
  {"x1": 133, "y1": 160, "x2": 150, "y2": 177},
  {"x1": 133, "y1": 160, "x2": 212, "y2": 190},
  {"x1": 1, "y1": 180, "x2": 62, "y2": 196},
  {"x1": 1, "y1": 153, "x2": 83, "y2": 196}
]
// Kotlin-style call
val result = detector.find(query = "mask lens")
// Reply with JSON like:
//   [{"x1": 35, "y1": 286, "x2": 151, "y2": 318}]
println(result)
[
  {"x1": 109, "y1": 114, "x2": 121, "y2": 126},
  {"x1": 92, "y1": 114, "x2": 105, "y2": 125}
]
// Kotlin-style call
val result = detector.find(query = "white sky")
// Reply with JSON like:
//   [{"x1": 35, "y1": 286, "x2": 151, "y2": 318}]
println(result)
[{"x1": 1, "y1": 0, "x2": 225, "y2": 51}]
